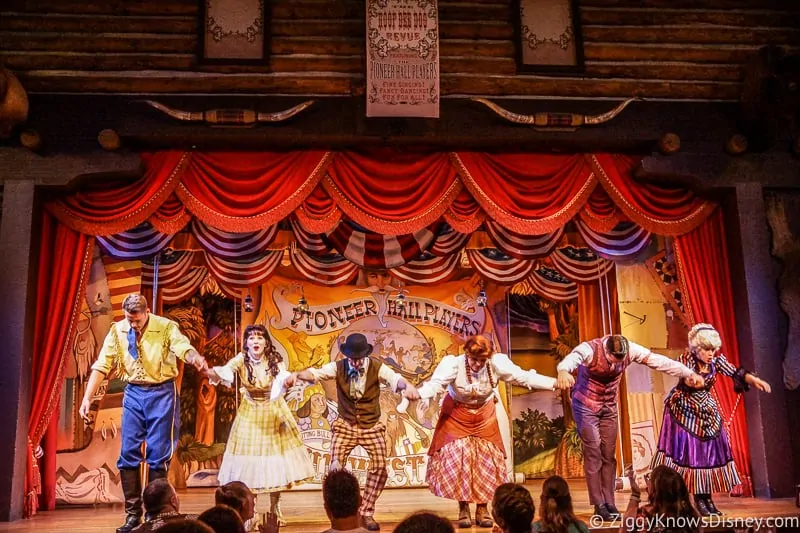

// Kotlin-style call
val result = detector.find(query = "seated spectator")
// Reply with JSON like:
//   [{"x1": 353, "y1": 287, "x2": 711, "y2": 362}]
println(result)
[
  {"x1": 132, "y1": 479, "x2": 197, "y2": 532},
  {"x1": 156, "y1": 519, "x2": 214, "y2": 533},
  {"x1": 492, "y1": 483, "x2": 535, "y2": 533},
  {"x1": 533, "y1": 476, "x2": 589, "y2": 533},
  {"x1": 620, "y1": 465, "x2": 700, "y2": 533},
  {"x1": 215, "y1": 481, "x2": 256, "y2": 525},
  {"x1": 393, "y1": 511, "x2": 455, "y2": 533},
  {"x1": 322, "y1": 469, "x2": 369, "y2": 533},
  {"x1": 198, "y1": 504, "x2": 247, "y2": 533}
]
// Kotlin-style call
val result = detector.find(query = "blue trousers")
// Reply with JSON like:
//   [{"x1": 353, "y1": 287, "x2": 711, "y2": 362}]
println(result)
[
  {"x1": 117, "y1": 380, "x2": 180, "y2": 472},
  {"x1": 573, "y1": 400, "x2": 618, "y2": 506}
]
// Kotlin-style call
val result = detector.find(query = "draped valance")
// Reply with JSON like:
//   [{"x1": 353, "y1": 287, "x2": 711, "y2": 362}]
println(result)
[{"x1": 48, "y1": 150, "x2": 715, "y2": 238}]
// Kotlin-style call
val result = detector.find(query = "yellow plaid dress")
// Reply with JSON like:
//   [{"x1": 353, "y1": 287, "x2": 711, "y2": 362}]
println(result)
[{"x1": 214, "y1": 354, "x2": 314, "y2": 493}]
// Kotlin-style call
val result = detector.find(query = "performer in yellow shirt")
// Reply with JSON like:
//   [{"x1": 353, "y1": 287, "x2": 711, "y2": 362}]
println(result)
[{"x1": 79, "y1": 293, "x2": 207, "y2": 533}]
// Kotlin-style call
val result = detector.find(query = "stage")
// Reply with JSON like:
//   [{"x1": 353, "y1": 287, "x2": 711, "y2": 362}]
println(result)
[{"x1": 2, "y1": 481, "x2": 798, "y2": 533}]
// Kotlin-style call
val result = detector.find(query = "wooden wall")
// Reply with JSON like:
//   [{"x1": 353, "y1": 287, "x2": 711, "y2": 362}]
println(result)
[{"x1": 1, "y1": 0, "x2": 799, "y2": 99}]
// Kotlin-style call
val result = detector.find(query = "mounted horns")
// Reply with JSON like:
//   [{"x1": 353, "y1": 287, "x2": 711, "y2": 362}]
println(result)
[
  {"x1": 141, "y1": 99, "x2": 316, "y2": 126},
  {"x1": 471, "y1": 97, "x2": 640, "y2": 130}
]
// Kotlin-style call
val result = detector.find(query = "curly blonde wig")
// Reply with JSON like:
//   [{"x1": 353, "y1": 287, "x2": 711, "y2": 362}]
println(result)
[{"x1": 688, "y1": 323, "x2": 722, "y2": 352}]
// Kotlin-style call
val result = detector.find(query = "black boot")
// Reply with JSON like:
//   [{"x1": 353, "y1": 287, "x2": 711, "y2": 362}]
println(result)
[
  {"x1": 694, "y1": 494, "x2": 711, "y2": 516},
  {"x1": 606, "y1": 502, "x2": 621, "y2": 516},
  {"x1": 594, "y1": 504, "x2": 614, "y2": 522},
  {"x1": 705, "y1": 496, "x2": 722, "y2": 515},
  {"x1": 148, "y1": 468, "x2": 168, "y2": 485},
  {"x1": 117, "y1": 468, "x2": 143, "y2": 533}
]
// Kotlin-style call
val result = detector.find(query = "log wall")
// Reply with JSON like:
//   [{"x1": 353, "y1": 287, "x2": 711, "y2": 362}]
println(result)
[{"x1": 1, "y1": 0, "x2": 799, "y2": 99}]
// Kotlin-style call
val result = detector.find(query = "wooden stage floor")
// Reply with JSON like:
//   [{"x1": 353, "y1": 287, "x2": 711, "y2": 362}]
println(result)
[{"x1": 1, "y1": 481, "x2": 798, "y2": 532}]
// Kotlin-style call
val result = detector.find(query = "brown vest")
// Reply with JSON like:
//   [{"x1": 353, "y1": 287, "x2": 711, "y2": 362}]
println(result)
[
  {"x1": 571, "y1": 336, "x2": 631, "y2": 413},
  {"x1": 335, "y1": 357, "x2": 382, "y2": 429}
]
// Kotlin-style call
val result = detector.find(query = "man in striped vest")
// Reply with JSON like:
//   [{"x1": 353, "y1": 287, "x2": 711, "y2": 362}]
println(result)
[
  {"x1": 79, "y1": 294, "x2": 208, "y2": 533},
  {"x1": 556, "y1": 334, "x2": 703, "y2": 522}
]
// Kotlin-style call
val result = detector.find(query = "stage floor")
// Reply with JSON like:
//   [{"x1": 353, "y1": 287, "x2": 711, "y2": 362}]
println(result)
[{"x1": 1, "y1": 481, "x2": 798, "y2": 532}]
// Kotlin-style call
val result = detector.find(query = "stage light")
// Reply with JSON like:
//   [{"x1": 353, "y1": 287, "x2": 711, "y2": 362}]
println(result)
[
  {"x1": 477, "y1": 290, "x2": 487, "y2": 308},
  {"x1": 395, "y1": 292, "x2": 406, "y2": 312},
  {"x1": 297, "y1": 286, "x2": 309, "y2": 314},
  {"x1": 476, "y1": 279, "x2": 487, "y2": 308},
  {"x1": 243, "y1": 290, "x2": 254, "y2": 312}
]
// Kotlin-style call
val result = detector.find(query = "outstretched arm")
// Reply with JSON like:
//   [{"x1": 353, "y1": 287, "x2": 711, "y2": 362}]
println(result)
[
  {"x1": 416, "y1": 355, "x2": 459, "y2": 400},
  {"x1": 492, "y1": 353, "x2": 556, "y2": 391},
  {"x1": 296, "y1": 361, "x2": 337, "y2": 383},
  {"x1": 629, "y1": 343, "x2": 703, "y2": 386},
  {"x1": 555, "y1": 342, "x2": 593, "y2": 389}
]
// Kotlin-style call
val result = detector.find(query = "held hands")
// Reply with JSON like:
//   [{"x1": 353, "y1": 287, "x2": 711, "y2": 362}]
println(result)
[
  {"x1": 556, "y1": 370, "x2": 575, "y2": 390},
  {"x1": 188, "y1": 351, "x2": 209, "y2": 373},
  {"x1": 403, "y1": 383, "x2": 421, "y2": 401},
  {"x1": 685, "y1": 373, "x2": 705, "y2": 388}
]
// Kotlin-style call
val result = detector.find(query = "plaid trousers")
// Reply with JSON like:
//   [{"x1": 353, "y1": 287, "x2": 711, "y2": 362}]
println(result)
[{"x1": 330, "y1": 418, "x2": 388, "y2": 517}]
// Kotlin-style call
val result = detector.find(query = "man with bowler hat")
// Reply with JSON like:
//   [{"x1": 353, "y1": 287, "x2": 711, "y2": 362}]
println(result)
[{"x1": 297, "y1": 333, "x2": 421, "y2": 531}]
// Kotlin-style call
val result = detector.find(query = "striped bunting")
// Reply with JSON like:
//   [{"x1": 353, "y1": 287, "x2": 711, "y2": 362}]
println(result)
[
  {"x1": 430, "y1": 226, "x2": 470, "y2": 257},
  {"x1": 290, "y1": 244, "x2": 359, "y2": 286},
  {"x1": 96, "y1": 223, "x2": 172, "y2": 259},
  {"x1": 575, "y1": 219, "x2": 652, "y2": 260},
  {"x1": 484, "y1": 221, "x2": 563, "y2": 260},
  {"x1": 290, "y1": 217, "x2": 331, "y2": 255},
  {"x1": 323, "y1": 220, "x2": 438, "y2": 269},
  {"x1": 520, "y1": 266, "x2": 578, "y2": 302},
  {"x1": 160, "y1": 267, "x2": 208, "y2": 304},
  {"x1": 393, "y1": 252, "x2": 461, "y2": 285},
  {"x1": 550, "y1": 246, "x2": 614, "y2": 283},
  {"x1": 204, "y1": 251, "x2": 283, "y2": 290},
  {"x1": 142, "y1": 251, "x2": 195, "y2": 287},
  {"x1": 192, "y1": 220, "x2": 278, "y2": 261},
  {"x1": 465, "y1": 249, "x2": 534, "y2": 285}
]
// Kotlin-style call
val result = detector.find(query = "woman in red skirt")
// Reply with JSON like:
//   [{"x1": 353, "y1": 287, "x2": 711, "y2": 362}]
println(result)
[{"x1": 418, "y1": 334, "x2": 557, "y2": 528}]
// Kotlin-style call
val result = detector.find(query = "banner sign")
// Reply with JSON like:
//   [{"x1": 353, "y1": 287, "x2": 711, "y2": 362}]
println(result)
[
  {"x1": 261, "y1": 275, "x2": 495, "y2": 487},
  {"x1": 366, "y1": 0, "x2": 440, "y2": 117}
]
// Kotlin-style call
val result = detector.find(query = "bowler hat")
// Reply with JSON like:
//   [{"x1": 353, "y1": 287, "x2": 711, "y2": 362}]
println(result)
[{"x1": 340, "y1": 333, "x2": 373, "y2": 360}]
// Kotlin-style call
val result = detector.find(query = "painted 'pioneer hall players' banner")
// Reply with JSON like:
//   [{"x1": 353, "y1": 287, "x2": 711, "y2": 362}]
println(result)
[{"x1": 366, "y1": 0, "x2": 440, "y2": 118}]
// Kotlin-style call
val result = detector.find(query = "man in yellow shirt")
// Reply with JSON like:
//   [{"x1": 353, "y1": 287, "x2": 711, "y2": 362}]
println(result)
[{"x1": 79, "y1": 293, "x2": 207, "y2": 533}]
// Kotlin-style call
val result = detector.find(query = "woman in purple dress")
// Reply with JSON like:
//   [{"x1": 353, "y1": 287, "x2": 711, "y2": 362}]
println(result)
[{"x1": 650, "y1": 323, "x2": 771, "y2": 516}]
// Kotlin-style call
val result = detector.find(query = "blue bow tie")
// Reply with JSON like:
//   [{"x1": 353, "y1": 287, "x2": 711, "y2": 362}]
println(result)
[
  {"x1": 347, "y1": 364, "x2": 364, "y2": 380},
  {"x1": 127, "y1": 328, "x2": 139, "y2": 360}
]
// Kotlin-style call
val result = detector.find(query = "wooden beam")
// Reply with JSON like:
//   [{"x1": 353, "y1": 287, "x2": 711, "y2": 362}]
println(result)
[
  {"x1": 581, "y1": 0, "x2": 796, "y2": 8},
  {"x1": 0, "y1": 180, "x2": 36, "y2": 522},
  {"x1": 0, "y1": 51, "x2": 196, "y2": 71},
  {"x1": 635, "y1": 152, "x2": 800, "y2": 190},
  {"x1": 0, "y1": 148, "x2": 143, "y2": 186},
  {"x1": 580, "y1": 7, "x2": 800, "y2": 28},
  {"x1": 3, "y1": 0, "x2": 197, "y2": 15},
  {"x1": 0, "y1": 12, "x2": 196, "y2": 33},
  {"x1": 584, "y1": 42, "x2": 767, "y2": 63},
  {"x1": 583, "y1": 25, "x2": 800, "y2": 46},
  {"x1": 1, "y1": 31, "x2": 195, "y2": 53}
]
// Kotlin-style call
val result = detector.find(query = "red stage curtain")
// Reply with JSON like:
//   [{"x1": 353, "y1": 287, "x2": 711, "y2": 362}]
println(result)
[
  {"x1": 674, "y1": 208, "x2": 753, "y2": 497},
  {"x1": 178, "y1": 151, "x2": 332, "y2": 232},
  {"x1": 579, "y1": 186, "x2": 624, "y2": 233},
  {"x1": 26, "y1": 212, "x2": 94, "y2": 517},
  {"x1": 590, "y1": 154, "x2": 716, "y2": 236},
  {"x1": 453, "y1": 153, "x2": 596, "y2": 234},
  {"x1": 150, "y1": 193, "x2": 191, "y2": 234},
  {"x1": 444, "y1": 188, "x2": 485, "y2": 233},
  {"x1": 325, "y1": 150, "x2": 460, "y2": 235},
  {"x1": 47, "y1": 151, "x2": 188, "y2": 235},
  {"x1": 296, "y1": 184, "x2": 342, "y2": 233}
]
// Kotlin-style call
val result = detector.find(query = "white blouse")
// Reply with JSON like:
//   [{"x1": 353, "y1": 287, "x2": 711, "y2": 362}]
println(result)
[
  {"x1": 210, "y1": 352, "x2": 291, "y2": 402},
  {"x1": 417, "y1": 353, "x2": 556, "y2": 406}
]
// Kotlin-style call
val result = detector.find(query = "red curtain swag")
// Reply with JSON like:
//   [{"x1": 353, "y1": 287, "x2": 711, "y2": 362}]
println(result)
[
  {"x1": 45, "y1": 151, "x2": 716, "y2": 238},
  {"x1": 675, "y1": 208, "x2": 753, "y2": 497},
  {"x1": 25, "y1": 213, "x2": 94, "y2": 517},
  {"x1": 27, "y1": 149, "x2": 750, "y2": 517}
]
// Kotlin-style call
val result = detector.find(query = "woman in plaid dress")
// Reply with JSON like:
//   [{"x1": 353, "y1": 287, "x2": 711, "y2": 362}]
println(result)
[
  {"x1": 417, "y1": 334, "x2": 558, "y2": 529},
  {"x1": 650, "y1": 323, "x2": 771, "y2": 516},
  {"x1": 207, "y1": 324, "x2": 314, "y2": 527}
]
